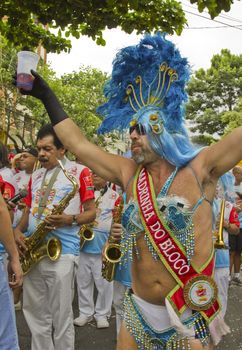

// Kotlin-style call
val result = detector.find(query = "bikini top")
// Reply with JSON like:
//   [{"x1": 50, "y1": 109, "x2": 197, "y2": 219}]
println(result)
[{"x1": 120, "y1": 166, "x2": 212, "y2": 265}]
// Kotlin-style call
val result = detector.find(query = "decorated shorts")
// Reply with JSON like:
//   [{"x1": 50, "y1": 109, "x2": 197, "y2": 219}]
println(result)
[{"x1": 122, "y1": 289, "x2": 210, "y2": 350}]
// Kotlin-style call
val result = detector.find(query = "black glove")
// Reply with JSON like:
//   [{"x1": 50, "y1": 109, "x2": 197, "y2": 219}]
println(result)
[{"x1": 14, "y1": 70, "x2": 68, "y2": 126}]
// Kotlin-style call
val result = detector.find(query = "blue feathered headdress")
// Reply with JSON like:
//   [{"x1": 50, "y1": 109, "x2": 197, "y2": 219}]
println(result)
[
  {"x1": 97, "y1": 32, "x2": 190, "y2": 134},
  {"x1": 97, "y1": 32, "x2": 201, "y2": 167}
]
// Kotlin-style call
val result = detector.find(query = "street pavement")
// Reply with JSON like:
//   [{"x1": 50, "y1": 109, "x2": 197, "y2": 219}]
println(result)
[{"x1": 16, "y1": 282, "x2": 242, "y2": 350}]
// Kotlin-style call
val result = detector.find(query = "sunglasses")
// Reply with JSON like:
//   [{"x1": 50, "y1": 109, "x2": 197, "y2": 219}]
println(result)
[{"x1": 129, "y1": 123, "x2": 146, "y2": 135}]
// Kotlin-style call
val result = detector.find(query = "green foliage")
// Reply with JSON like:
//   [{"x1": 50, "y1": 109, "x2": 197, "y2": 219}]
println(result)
[
  {"x1": 191, "y1": 134, "x2": 215, "y2": 146},
  {"x1": 221, "y1": 98, "x2": 242, "y2": 135},
  {"x1": 186, "y1": 49, "x2": 242, "y2": 143},
  {"x1": 0, "y1": 35, "x2": 111, "y2": 149},
  {"x1": 0, "y1": 0, "x2": 227, "y2": 53},
  {"x1": 190, "y1": 0, "x2": 233, "y2": 18}
]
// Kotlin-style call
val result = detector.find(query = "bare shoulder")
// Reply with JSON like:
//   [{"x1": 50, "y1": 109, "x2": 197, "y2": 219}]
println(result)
[
  {"x1": 189, "y1": 148, "x2": 211, "y2": 179},
  {"x1": 121, "y1": 158, "x2": 137, "y2": 188},
  {"x1": 188, "y1": 149, "x2": 218, "y2": 200}
]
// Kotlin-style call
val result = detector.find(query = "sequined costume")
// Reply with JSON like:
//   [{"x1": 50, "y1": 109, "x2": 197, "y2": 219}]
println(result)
[
  {"x1": 121, "y1": 166, "x2": 212, "y2": 266},
  {"x1": 123, "y1": 289, "x2": 210, "y2": 350},
  {"x1": 95, "y1": 33, "x2": 228, "y2": 348},
  {"x1": 120, "y1": 166, "x2": 213, "y2": 349}
]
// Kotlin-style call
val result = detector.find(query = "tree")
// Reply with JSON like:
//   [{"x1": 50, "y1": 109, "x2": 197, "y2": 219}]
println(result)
[
  {"x1": 0, "y1": 35, "x2": 110, "y2": 149},
  {"x1": 222, "y1": 98, "x2": 242, "y2": 135},
  {"x1": 0, "y1": 0, "x2": 233, "y2": 53},
  {"x1": 186, "y1": 49, "x2": 242, "y2": 144}
]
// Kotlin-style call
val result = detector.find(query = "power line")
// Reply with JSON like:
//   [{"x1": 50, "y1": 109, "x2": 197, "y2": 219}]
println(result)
[
  {"x1": 184, "y1": 9, "x2": 242, "y2": 31},
  {"x1": 182, "y1": 0, "x2": 242, "y2": 26},
  {"x1": 184, "y1": 25, "x2": 242, "y2": 30}
]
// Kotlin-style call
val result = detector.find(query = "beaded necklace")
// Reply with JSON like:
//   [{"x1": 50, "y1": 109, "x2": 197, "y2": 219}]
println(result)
[{"x1": 157, "y1": 167, "x2": 195, "y2": 264}]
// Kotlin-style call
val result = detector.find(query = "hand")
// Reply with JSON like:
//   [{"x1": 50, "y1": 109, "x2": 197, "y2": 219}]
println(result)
[
  {"x1": 7, "y1": 257, "x2": 23, "y2": 289},
  {"x1": 13, "y1": 70, "x2": 51, "y2": 101},
  {"x1": 6, "y1": 201, "x2": 16, "y2": 211},
  {"x1": 44, "y1": 212, "x2": 73, "y2": 230},
  {"x1": 110, "y1": 223, "x2": 123, "y2": 240},
  {"x1": 223, "y1": 220, "x2": 230, "y2": 230},
  {"x1": 14, "y1": 227, "x2": 27, "y2": 255}
]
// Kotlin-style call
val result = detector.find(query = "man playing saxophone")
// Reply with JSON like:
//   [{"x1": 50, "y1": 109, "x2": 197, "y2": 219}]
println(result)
[
  {"x1": 14, "y1": 124, "x2": 96, "y2": 350},
  {"x1": 75, "y1": 172, "x2": 119, "y2": 329}
]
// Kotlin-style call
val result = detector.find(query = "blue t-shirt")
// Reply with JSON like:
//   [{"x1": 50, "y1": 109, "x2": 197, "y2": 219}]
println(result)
[
  {"x1": 114, "y1": 259, "x2": 132, "y2": 287},
  {"x1": 215, "y1": 249, "x2": 229, "y2": 268}
]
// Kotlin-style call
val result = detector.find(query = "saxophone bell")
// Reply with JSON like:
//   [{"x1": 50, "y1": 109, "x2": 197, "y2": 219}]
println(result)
[
  {"x1": 79, "y1": 225, "x2": 95, "y2": 249},
  {"x1": 21, "y1": 237, "x2": 62, "y2": 275},
  {"x1": 47, "y1": 237, "x2": 62, "y2": 261},
  {"x1": 102, "y1": 196, "x2": 124, "y2": 282},
  {"x1": 103, "y1": 241, "x2": 121, "y2": 264},
  {"x1": 102, "y1": 239, "x2": 122, "y2": 282}
]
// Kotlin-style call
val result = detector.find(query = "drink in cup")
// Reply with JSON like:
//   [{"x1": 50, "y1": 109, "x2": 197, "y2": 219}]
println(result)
[{"x1": 17, "y1": 51, "x2": 40, "y2": 91}]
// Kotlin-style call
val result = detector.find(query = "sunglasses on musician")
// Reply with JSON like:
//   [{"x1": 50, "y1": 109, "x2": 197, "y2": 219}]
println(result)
[{"x1": 129, "y1": 123, "x2": 146, "y2": 135}]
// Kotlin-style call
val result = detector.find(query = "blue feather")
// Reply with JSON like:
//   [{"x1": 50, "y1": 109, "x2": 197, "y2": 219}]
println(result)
[{"x1": 97, "y1": 32, "x2": 202, "y2": 167}]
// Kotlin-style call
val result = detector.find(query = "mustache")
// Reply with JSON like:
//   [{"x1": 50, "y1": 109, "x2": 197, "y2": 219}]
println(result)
[
  {"x1": 38, "y1": 157, "x2": 48, "y2": 163},
  {"x1": 131, "y1": 142, "x2": 141, "y2": 149}
]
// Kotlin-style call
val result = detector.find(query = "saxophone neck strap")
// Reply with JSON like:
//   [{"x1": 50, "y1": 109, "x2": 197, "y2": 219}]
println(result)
[{"x1": 38, "y1": 158, "x2": 66, "y2": 219}]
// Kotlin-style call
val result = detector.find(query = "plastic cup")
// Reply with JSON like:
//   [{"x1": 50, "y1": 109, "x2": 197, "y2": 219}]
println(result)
[{"x1": 17, "y1": 51, "x2": 40, "y2": 91}]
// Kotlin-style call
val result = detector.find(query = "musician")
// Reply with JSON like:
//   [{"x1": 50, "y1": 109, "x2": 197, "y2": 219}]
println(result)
[
  {"x1": 213, "y1": 174, "x2": 239, "y2": 317},
  {"x1": 230, "y1": 165, "x2": 242, "y2": 286},
  {"x1": 111, "y1": 195, "x2": 132, "y2": 336},
  {"x1": 0, "y1": 142, "x2": 18, "y2": 205},
  {"x1": 17, "y1": 32, "x2": 242, "y2": 349},
  {"x1": 0, "y1": 175, "x2": 22, "y2": 350},
  {"x1": 75, "y1": 173, "x2": 119, "y2": 329},
  {"x1": 14, "y1": 124, "x2": 96, "y2": 350},
  {"x1": 14, "y1": 147, "x2": 38, "y2": 190},
  {"x1": 13, "y1": 146, "x2": 38, "y2": 310},
  {"x1": 0, "y1": 142, "x2": 19, "y2": 265},
  {"x1": 13, "y1": 147, "x2": 38, "y2": 225}
]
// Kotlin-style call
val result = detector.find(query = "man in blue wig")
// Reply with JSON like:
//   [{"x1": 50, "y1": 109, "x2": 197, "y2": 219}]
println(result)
[{"x1": 17, "y1": 32, "x2": 240, "y2": 349}]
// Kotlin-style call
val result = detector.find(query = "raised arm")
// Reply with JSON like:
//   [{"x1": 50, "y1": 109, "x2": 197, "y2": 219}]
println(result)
[
  {"x1": 201, "y1": 126, "x2": 242, "y2": 179},
  {"x1": 54, "y1": 119, "x2": 134, "y2": 186},
  {"x1": 17, "y1": 71, "x2": 135, "y2": 187}
]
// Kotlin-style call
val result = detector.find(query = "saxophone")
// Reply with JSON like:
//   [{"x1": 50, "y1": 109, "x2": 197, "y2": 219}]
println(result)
[
  {"x1": 79, "y1": 224, "x2": 95, "y2": 249},
  {"x1": 79, "y1": 192, "x2": 102, "y2": 249},
  {"x1": 21, "y1": 159, "x2": 78, "y2": 275},
  {"x1": 102, "y1": 196, "x2": 123, "y2": 282},
  {"x1": 214, "y1": 198, "x2": 226, "y2": 249}
]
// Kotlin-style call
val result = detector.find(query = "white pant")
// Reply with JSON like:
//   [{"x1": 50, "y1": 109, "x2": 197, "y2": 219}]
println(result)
[
  {"x1": 113, "y1": 281, "x2": 127, "y2": 335},
  {"x1": 23, "y1": 255, "x2": 76, "y2": 350},
  {"x1": 76, "y1": 252, "x2": 113, "y2": 320},
  {"x1": 214, "y1": 267, "x2": 229, "y2": 317}
]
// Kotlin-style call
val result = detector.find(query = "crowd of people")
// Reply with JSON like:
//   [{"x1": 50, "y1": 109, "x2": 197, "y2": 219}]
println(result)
[{"x1": 0, "y1": 32, "x2": 242, "y2": 350}]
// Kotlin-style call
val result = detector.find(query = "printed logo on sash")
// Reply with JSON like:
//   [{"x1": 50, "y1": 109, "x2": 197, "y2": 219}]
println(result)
[{"x1": 183, "y1": 275, "x2": 218, "y2": 311}]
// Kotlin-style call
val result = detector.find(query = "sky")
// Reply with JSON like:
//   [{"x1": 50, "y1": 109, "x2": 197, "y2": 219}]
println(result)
[{"x1": 47, "y1": 0, "x2": 242, "y2": 76}]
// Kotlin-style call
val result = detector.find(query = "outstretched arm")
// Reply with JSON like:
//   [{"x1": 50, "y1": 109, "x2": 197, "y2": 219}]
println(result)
[
  {"x1": 17, "y1": 71, "x2": 136, "y2": 187},
  {"x1": 201, "y1": 126, "x2": 242, "y2": 180},
  {"x1": 55, "y1": 119, "x2": 135, "y2": 186}
]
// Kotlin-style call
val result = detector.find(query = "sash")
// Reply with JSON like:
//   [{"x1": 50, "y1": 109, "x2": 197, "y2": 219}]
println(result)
[{"x1": 134, "y1": 166, "x2": 220, "y2": 323}]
